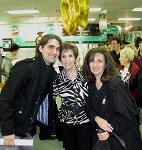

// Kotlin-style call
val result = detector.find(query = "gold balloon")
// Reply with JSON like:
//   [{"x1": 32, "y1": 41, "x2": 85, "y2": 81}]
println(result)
[
  {"x1": 60, "y1": 0, "x2": 89, "y2": 35},
  {"x1": 60, "y1": 0, "x2": 69, "y2": 24},
  {"x1": 78, "y1": 0, "x2": 89, "y2": 29},
  {"x1": 64, "y1": 15, "x2": 78, "y2": 35}
]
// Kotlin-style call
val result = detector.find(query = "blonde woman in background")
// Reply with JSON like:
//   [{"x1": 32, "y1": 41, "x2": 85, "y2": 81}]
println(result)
[
  {"x1": 119, "y1": 47, "x2": 141, "y2": 123},
  {"x1": 126, "y1": 44, "x2": 138, "y2": 57}
]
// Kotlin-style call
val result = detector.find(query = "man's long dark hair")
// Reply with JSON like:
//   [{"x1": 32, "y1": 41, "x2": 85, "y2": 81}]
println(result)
[{"x1": 35, "y1": 34, "x2": 62, "y2": 57}]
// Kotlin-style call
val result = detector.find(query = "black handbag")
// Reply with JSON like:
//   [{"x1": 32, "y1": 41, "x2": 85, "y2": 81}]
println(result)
[
  {"x1": 93, "y1": 129, "x2": 127, "y2": 150},
  {"x1": 93, "y1": 140, "x2": 110, "y2": 150}
]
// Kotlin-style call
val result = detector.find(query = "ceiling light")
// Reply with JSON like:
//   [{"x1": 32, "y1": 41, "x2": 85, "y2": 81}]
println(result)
[
  {"x1": 132, "y1": 8, "x2": 142, "y2": 11},
  {"x1": 118, "y1": 18, "x2": 141, "y2": 21},
  {"x1": 7, "y1": 9, "x2": 40, "y2": 14},
  {"x1": 89, "y1": 8, "x2": 101, "y2": 12}
]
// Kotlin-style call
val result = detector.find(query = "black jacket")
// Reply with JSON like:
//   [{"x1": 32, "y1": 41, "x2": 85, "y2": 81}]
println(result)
[
  {"x1": 87, "y1": 77, "x2": 142, "y2": 150},
  {"x1": 0, "y1": 55, "x2": 57, "y2": 137}
]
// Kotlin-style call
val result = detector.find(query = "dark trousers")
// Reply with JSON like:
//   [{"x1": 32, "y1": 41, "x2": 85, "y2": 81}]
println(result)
[
  {"x1": 61, "y1": 122, "x2": 93, "y2": 150},
  {"x1": 36, "y1": 121, "x2": 54, "y2": 140},
  {"x1": 36, "y1": 120, "x2": 63, "y2": 140}
]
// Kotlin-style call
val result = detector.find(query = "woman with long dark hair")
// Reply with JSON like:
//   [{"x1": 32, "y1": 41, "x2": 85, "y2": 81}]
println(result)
[{"x1": 82, "y1": 47, "x2": 142, "y2": 150}]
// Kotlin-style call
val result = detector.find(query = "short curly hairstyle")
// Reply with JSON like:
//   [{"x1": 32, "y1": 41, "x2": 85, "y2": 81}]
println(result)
[
  {"x1": 120, "y1": 47, "x2": 134, "y2": 62},
  {"x1": 59, "y1": 42, "x2": 79, "y2": 61}
]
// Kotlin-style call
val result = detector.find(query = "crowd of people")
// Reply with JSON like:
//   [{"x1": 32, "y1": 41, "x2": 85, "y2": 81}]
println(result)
[{"x1": 0, "y1": 34, "x2": 142, "y2": 150}]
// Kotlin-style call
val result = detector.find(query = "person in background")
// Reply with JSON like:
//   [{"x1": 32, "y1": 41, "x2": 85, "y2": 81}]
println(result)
[
  {"x1": 134, "y1": 37, "x2": 142, "y2": 49},
  {"x1": 120, "y1": 40, "x2": 130, "y2": 49},
  {"x1": 119, "y1": 47, "x2": 141, "y2": 123},
  {"x1": 110, "y1": 37, "x2": 121, "y2": 67},
  {"x1": 0, "y1": 34, "x2": 62, "y2": 150},
  {"x1": 134, "y1": 41, "x2": 142, "y2": 68},
  {"x1": 53, "y1": 43, "x2": 93, "y2": 150},
  {"x1": 134, "y1": 41, "x2": 142, "y2": 108},
  {"x1": 2, "y1": 43, "x2": 19, "y2": 82},
  {"x1": 107, "y1": 34, "x2": 113, "y2": 44},
  {"x1": 134, "y1": 37, "x2": 142, "y2": 57},
  {"x1": 82, "y1": 47, "x2": 142, "y2": 150}
]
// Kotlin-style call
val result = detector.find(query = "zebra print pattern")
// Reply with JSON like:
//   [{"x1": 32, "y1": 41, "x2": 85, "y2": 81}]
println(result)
[{"x1": 53, "y1": 69, "x2": 90, "y2": 125}]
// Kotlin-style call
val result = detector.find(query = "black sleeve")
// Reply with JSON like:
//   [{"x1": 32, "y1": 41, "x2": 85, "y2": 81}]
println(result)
[
  {"x1": 110, "y1": 112, "x2": 130, "y2": 136},
  {"x1": 86, "y1": 85, "x2": 97, "y2": 124},
  {"x1": 0, "y1": 61, "x2": 29, "y2": 136},
  {"x1": 110, "y1": 82, "x2": 138, "y2": 136},
  {"x1": 137, "y1": 68, "x2": 142, "y2": 108},
  {"x1": 86, "y1": 98, "x2": 97, "y2": 124}
]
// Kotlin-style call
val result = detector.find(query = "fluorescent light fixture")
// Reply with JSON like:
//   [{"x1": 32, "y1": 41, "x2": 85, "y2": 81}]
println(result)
[
  {"x1": 28, "y1": 17, "x2": 49, "y2": 23},
  {"x1": 118, "y1": 18, "x2": 141, "y2": 21},
  {"x1": 132, "y1": 8, "x2": 142, "y2": 11},
  {"x1": 7, "y1": 10, "x2": 40, "y2": 14},
  {"x1": 89, "y1": 8, "x2": 101, "y2": 12},
  {"x1": 88, "y1": 18, "x2": 96, "y2": 22}
]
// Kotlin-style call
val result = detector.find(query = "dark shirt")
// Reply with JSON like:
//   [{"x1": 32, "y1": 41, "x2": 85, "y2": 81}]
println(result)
[{"x1": 110, "y1": 50, "x2": 120, "y2": 65}]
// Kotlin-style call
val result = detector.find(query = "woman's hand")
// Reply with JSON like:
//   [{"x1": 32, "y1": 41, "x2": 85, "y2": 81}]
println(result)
[
  {"x1": 97, "y1": 131, "x2": 109, "y2": 141},
  {"x1": 95, "y1": 116, "x2": 113, "y2": 132},
  {"x1": 4, "y1": 134, "x2": 15, "y2": 146}
]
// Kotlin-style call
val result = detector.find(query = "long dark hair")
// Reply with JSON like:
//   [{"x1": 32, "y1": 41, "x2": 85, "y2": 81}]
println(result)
[
  {"x1": 82, "y1": 47, "x2": 119, "y2": 83},
  {"x1": 35, "y1": 34, "x2": 62, "y2": 57}
]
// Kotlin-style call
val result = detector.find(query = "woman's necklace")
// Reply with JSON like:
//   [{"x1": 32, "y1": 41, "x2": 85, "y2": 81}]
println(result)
[{"x1": 65, "y1": 70, "x2": 77, "y2": 81}]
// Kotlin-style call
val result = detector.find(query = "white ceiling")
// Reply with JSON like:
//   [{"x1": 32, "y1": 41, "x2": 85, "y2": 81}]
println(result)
[{"x1": 0, "y1": 0, "x2": 142, "y2": 25}]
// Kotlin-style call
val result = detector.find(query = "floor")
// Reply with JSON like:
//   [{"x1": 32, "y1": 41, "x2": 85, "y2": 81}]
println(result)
[
  {"x1": 0, "y1": 119, "x2": 141, "y2": 150},
  {"x1": 34, "y1": 125, "x2": 64, "y2": 150},
  {"x1": 34, "y1": 121, "x2": 142, "y2": 150},
  {"x1": 34, "y1": 137, "x2": 64, "y2": 150}
]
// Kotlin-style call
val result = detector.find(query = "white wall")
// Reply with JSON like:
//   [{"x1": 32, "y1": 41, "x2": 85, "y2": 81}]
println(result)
[{"x1": 12, "y1": 47, "x2": 35, "y2": 65}]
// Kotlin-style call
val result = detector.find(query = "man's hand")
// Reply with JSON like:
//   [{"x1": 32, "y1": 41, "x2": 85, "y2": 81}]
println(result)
[{"x1": 4, "y1": 134, "x2": 15, "y2": 146}]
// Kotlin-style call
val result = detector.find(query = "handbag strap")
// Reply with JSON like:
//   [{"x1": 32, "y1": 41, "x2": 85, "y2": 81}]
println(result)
[
  {"x1": 97, "y1": 129, "x2": 127, "y2": 150},
  {"x1": 111, "y1": 132, "x2": 127, "y2": 150}
]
